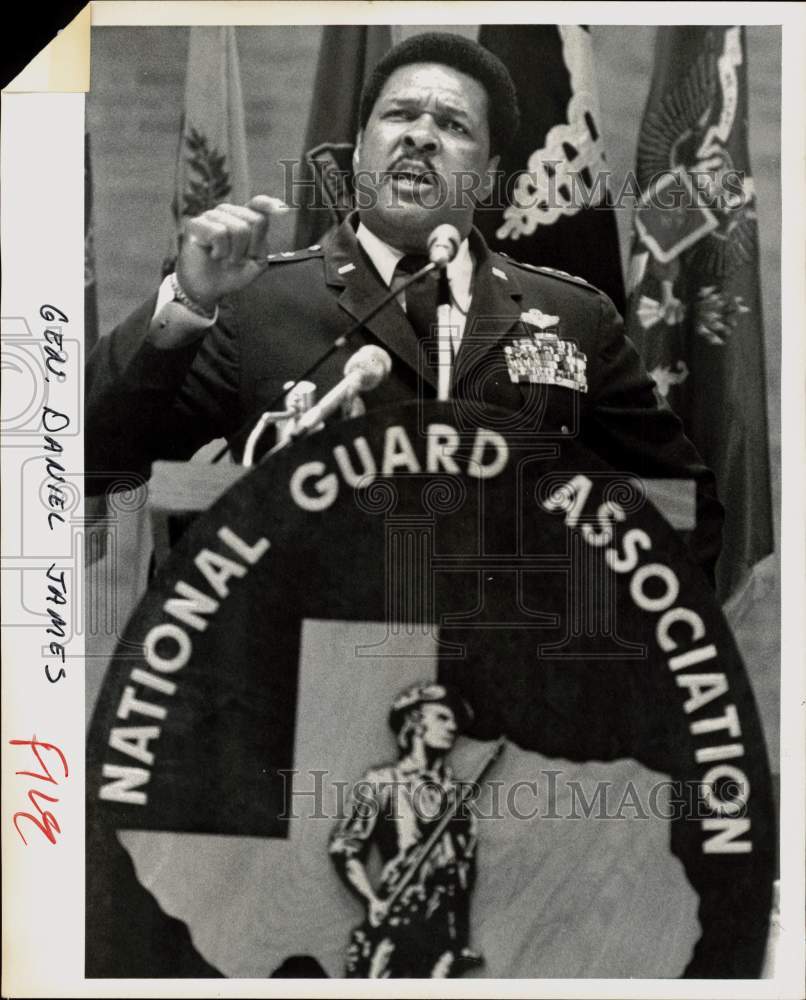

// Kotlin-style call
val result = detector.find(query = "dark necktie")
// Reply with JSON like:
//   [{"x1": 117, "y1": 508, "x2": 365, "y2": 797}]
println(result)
[{"x1": 394, "y1": 254, "x2": 438, "y2": 341}]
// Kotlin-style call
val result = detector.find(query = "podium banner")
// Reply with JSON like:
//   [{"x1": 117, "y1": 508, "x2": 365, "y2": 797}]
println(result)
[{"x1": 86, "y1": 402, "x2": 774, "y2": 979}]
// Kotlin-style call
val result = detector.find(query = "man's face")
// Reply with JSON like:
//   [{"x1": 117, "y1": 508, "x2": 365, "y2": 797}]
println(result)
[
  {"x1": 418, "y1": 702, "x2": 458, "y2": 752},
  {"x1": 354, "y1": 62, "x2": 499, "y2": 252}
]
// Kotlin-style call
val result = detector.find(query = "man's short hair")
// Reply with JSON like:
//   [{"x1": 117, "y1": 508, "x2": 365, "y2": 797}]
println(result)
[{"x1": 358, "y1": 32, "x2": 521, "y2": 156}]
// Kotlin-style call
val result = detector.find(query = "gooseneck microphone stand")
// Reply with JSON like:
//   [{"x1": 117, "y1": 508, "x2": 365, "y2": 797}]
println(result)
[{"x1": 210, "y1": 258, "x2": 442, "y2": 464}]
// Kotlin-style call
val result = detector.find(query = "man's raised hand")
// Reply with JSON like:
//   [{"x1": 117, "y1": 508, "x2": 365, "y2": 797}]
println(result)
[{"x1": 177, "y1": 195, "x2": 289, "y2": 309}]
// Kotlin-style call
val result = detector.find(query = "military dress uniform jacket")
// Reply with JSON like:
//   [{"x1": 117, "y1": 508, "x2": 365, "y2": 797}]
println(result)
[{"x1": 85, "y1": 216, "x2": 723, "y2": 580}]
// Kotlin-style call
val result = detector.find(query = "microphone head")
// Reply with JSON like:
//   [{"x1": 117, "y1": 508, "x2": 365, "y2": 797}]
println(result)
[
  {"x1": 344, "y1": 345, "x2": 393, "y2": 392},
  {"x1": 427, "y1": 224, "x2": 461, "y2": 266}
]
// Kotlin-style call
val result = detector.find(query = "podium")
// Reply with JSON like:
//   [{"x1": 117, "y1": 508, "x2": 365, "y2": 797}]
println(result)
[
  {"x1": 147, "y1": 459, "x2": 698, "y2": 567},
  {"x1": 87, "y1": 402, "x2": 774, "y2": 980}
]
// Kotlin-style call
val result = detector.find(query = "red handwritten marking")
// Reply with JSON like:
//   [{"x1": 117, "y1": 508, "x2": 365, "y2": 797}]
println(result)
[{"x1": 9, "y1": 737, "x2": 68, "y2": 845}]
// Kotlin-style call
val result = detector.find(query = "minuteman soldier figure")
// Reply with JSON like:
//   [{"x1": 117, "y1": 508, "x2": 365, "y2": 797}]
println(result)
[{"x1": 329, "y1": 682, "x2": 488, "y2": 978}]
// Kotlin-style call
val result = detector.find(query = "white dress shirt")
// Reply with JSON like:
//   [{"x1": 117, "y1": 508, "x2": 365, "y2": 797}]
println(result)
[
  {"x1": 355, "y1": 222, "x2": 474, "y2": 341},
  {"x1": 356, "y1": 223, "x2": 474, "y2": 397}
]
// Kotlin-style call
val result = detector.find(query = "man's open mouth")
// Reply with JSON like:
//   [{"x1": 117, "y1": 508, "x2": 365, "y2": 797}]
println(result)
[{"x1": 386, "y1": 163, "x2": 438, "y2": 187}]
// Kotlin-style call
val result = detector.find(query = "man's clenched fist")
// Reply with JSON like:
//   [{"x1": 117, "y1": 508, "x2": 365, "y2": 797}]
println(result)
[{"x1": 176, "y1": 194, "x2": 289, "y2": 310}]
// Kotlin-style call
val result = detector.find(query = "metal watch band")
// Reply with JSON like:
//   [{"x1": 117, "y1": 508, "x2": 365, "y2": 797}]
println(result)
[{"x1": 169, "y1": 271, "x2": 217, "y2": 320}]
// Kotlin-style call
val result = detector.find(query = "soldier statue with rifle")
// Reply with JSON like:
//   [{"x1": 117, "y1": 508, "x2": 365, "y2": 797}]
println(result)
[{"x1": 329, "y1": 682, "x2": 504, "y2": 978}]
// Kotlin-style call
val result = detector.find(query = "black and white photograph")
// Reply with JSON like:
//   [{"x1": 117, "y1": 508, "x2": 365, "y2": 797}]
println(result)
[{"x1": 1, "y1": 2, "x2": 804, "y2": 996}]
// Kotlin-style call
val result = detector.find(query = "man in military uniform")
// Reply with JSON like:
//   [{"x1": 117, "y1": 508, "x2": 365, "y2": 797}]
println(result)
[
  {"x1": 329, "y1": 682, "x2": 481, "y2": 978},
  {"x1": 86, "y1": 31, "x2": 722, "y2": 580}
]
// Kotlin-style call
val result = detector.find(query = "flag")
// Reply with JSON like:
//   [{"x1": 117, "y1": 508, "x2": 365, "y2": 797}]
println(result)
[
  {"x1": 476, "y1": 25, "x2": 626, "y2": 313},
  {"x1": 625, "y1": 26, "x2": 774, "y2": 602},
  {"x1": 166, "y1": 26, "x2": 250, "y2": 271},
  {"x1": 84, "y1": 130, "x2": 99, "y2": 355},
  {"x1": 294, "y1": 25, "x2": 392, "y2": 249}
]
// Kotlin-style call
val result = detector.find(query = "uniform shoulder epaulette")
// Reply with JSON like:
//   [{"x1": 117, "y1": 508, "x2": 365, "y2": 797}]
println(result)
[
  {"x1": 265, "y1": 244, "x2": 324, "y2": 264},
  {"x1": 503, "y1": 256, "x2": 601, "y2": 293}
]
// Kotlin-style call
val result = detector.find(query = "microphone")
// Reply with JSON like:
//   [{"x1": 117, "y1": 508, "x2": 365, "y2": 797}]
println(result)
[
  {"x1": 293, "y1": 345, "x2": 392, "y2": 435},
  {"x1": 427, "y1": 224, "x2": 461, "y2": 267},
  {"x1": 427, "y1": 226, "x2": 460, "y2": 402},
  {"x1": 241, "y1": 379, "x2": 318, "y2": 467},
  {"x1": 213, "y1": 237, "x2": 450, "y2": 463}
]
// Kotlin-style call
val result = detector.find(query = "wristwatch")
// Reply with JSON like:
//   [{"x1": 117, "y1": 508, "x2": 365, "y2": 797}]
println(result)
[{"x1": 169, "y1": 271, "x2": 217, "y2": 320}]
